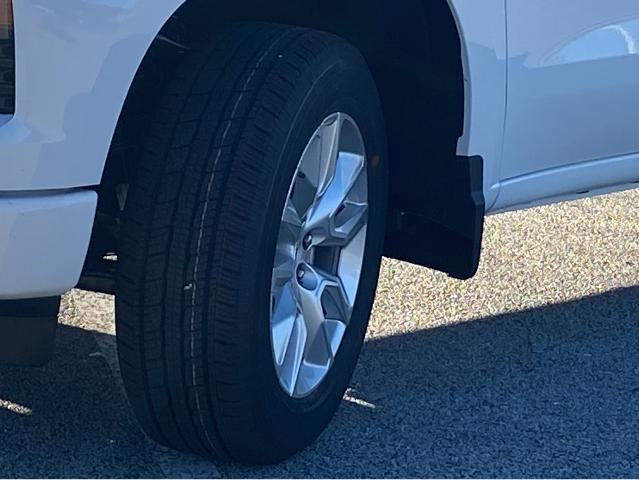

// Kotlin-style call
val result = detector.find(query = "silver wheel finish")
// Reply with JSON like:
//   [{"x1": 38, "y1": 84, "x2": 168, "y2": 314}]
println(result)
[{"x1": 270, "y1": 113, "x2": 369, "y2": 398}]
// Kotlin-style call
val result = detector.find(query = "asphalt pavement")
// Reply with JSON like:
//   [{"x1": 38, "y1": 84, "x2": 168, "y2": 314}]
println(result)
[{"x1": 1, "y1": 189, "x2": 639, "y2": 478}]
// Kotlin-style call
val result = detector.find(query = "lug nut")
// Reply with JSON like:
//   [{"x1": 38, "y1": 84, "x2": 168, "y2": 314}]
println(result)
[{"x1": 302, "y1": 233, "x2": 313, "y2": 250}]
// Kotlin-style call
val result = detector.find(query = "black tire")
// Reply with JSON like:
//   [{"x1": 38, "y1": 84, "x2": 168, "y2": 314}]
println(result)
[{"x1": 116, "y1": 22, "x2": 387, "y2": 464}]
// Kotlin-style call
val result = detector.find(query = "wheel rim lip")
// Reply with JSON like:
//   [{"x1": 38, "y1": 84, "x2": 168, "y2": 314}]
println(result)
[{"x1": 269, "y1": 113, "x2": 369, "y2": 399}]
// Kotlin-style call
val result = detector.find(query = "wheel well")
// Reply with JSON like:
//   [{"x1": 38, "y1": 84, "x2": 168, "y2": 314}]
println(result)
[{"x1": 80, "y1": 0, "x2": 480, "y2": 294}]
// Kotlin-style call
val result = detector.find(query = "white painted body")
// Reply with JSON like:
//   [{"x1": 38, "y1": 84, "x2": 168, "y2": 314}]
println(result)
[
  {"x1": 0, "y1": 190, "x2": 96, "y2": 299},
  {"x1": 495, "y1": 1, "x2": 639, "y2": 212},
  {"x1": 1, "y1": 0, "x2": 639, "y2": 298}
]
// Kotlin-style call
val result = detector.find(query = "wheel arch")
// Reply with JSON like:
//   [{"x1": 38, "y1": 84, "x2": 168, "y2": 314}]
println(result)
[{"x1": 83, "y1": 0, "x2": 490, "y2": 292}]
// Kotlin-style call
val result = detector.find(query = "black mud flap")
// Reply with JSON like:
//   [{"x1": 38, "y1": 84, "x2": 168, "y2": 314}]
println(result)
[
  {"x1": 384, "y1": 155, "x2": 485, "y2": 280},
  {"x1": 0, "y1": 297, "x2": 60, "y2": 366}
]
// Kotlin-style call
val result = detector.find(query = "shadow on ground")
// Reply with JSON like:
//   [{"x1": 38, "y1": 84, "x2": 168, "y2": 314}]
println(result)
[{"x1": 1, "y1": 287, "x2": 639, "y2": 478}]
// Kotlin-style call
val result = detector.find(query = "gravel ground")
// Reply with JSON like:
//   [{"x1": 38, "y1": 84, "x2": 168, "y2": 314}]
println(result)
[{"x1": 1, "y1": 189, "x2": 639, "y2": 478}]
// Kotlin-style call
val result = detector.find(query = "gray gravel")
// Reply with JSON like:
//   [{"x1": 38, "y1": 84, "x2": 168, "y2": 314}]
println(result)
[{"x1": 2, "y1": 189, "x2": 639, "y2": 478}]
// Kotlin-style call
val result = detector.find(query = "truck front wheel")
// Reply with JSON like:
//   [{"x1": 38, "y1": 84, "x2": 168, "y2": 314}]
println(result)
[{"x1": 116, "y1": 22, "x2": 387, "y2": 464}]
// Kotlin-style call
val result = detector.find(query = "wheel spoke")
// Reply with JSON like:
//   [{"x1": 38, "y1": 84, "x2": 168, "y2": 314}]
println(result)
[
  {"x1": 315, "y1": 266, "x2": 354, "y2": 320},
  {"x1": 297, "y1": 265, "x2": 353, "y2": 339},
  {"x1": 304, "y1": 151, "x2": 367, "y2": 247},
  {"x1": 281, "y1": 203, "x2": 303, "y2": 238},
  {"x1": 336, "y1": 224, "x2": 368, "y2": 306},
  {"x1": 333, "y1": 200, "x2": 368, "y2": 244},
  {"x1": 278, "y1": 313, "x2": 307, "y2": 396},
  {"x1": 292, "y1": 265, "x2": 352, "y2": 396},
  {"x1": 323, "y1": 319, "x2": 347, "y2": 357},
  {"x1": 316, "y1": 113, "x2": 343, "y2": 195},
  {"x1": 271, "y1": 281, "x2": 299, "y2": 365},
  {"x1": 289, "y1": 172, "x2": 317, "y2": 223},
  {"x1": 292, "y1": 264, "x2": 330, "y2": 396},
  {"x1": 272, "y1": 245, "x2": 296, "y2": 289},
  {"x1": 295, "y1": 268, "x2": 330, "y2": 364}
]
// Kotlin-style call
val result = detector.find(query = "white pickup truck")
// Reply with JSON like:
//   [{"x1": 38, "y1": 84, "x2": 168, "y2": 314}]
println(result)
[{"x1": 1, "y1": 0, "x2": 639, "y2": 464}]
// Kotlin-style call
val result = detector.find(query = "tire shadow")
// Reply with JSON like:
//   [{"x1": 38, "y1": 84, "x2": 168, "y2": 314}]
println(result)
[
  {"x1": 231, "y1": 286, "x2": 639, "y2": 478},
  {"x1": 1, "y1": 287, "x2": 639, "y2": 478}
]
